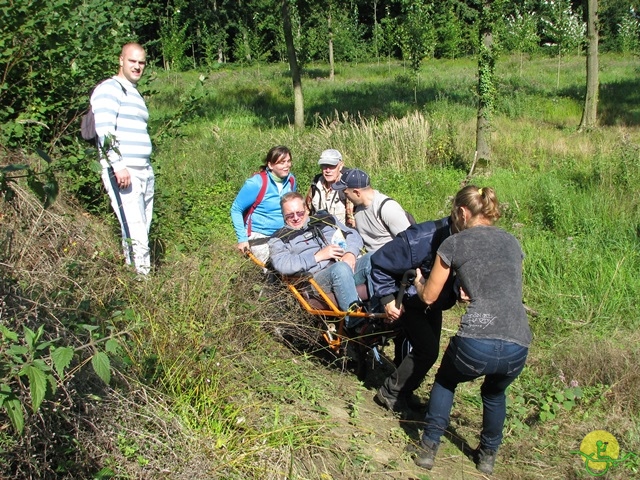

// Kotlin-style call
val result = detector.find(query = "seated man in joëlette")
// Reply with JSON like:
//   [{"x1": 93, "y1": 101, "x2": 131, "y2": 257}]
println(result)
[{"x1": 268, "y1": 192, "x2": 372, "y2": 329}]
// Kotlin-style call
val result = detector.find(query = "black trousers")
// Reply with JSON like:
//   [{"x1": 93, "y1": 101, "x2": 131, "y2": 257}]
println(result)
[{"x1": 383, "y1": 296, "x2": 443, "y2": 397}]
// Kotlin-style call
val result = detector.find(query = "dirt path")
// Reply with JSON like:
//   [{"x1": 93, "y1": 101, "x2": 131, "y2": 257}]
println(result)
[{"x1": 314, "y1": 343, "x2": 494, "y2": 480}]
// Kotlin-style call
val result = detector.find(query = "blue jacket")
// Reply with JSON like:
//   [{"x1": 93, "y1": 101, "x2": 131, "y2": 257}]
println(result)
[
  {"x1": 231, "y1": 170, "x2": 296, "y2": 242},
  {"x1": 268, "y1": 213, "x2": 363, "y2": 276},
  {"x1": 370, "y1": 216, "x2": 457, "y2": 309}
]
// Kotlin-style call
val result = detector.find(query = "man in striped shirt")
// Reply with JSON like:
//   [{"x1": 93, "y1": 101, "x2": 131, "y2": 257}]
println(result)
[{"x1": 91, "y1": 43, "x2": 154, "y2": 275}]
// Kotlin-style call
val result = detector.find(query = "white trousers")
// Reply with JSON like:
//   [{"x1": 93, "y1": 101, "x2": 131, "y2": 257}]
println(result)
[{"x1": 102, "y1": 165, "x2": 155, "y2": 275}]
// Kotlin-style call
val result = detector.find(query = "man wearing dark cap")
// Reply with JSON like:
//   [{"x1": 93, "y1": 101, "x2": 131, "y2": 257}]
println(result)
[
  {"x1": 305, "y1": 149, "x2": 355, "y2": 227},
  {"x1": 332, "y1": 168, "x2": 411, "y2": 252}
]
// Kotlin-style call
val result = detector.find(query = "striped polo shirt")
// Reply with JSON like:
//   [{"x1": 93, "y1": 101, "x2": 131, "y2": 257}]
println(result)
[{"x1": 90, "y1": 76, "x2": 152, "y2": 171}]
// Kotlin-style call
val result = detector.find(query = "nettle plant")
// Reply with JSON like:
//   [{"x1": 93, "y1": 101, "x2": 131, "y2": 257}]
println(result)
[
  {"x1": 506, "y1": 366, "x2": 586, "y2": 432},
  {"x1": 0, "y1": 321, "x2": 122, "y2": 434}
]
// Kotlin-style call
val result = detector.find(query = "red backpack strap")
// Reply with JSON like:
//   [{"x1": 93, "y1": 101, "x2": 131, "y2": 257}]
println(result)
[{"x1": 243, "y1": 170, "x2": 268, "y2": 236}]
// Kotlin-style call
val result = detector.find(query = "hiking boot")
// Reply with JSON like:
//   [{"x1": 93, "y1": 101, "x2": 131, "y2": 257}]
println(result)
[
  {"x1": 375, "y1": 386, "x2": 408, "y2": 413},
  {"x1": 475, "y1": 446, "x2": 497, "y2": 475},
  {"x1": 413, "y1": 438, "x2": 439, "y2": 470}
]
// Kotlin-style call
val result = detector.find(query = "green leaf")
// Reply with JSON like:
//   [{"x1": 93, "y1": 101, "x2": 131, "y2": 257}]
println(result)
[
  {"x1": 91, "y1": 352, "x2": 111, "y2": 385},
  {"x1": 35, "y1": 148, "x2": 52, "y2": 163},
  {"x1": 51, "y1": 346, "x2": 74, "y2": 378},
  {"x1": 27, "y1": 175, "x2": 47, "y2": 206},
  {"x1": 1, "y1": 164, "x2": 29, "y2": 173},
  {"x1": 7, "y1": 344, "x2": 29, "y2": 356},
  {"x1": 3, "y1": 395, "x2": 25, "y2": 434},
  {"x1": 94, "y1": 467, "x2": 116, "y2": 479},
  {"x1": 105, "y1": 338, "x2": 120, "y2": 354},
  {"x1": 23, "y1": 325, "x2": 36, "y2": 349},
  {"x1": 0, "y1": 325, "x2": 18, "y2": 342},
  {"x1": 20, "y1": 365, "x2": 48, "y2": 412}
]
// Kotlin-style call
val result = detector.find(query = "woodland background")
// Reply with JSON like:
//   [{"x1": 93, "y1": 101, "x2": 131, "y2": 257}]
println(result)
[{"x1": 2, "y1": 1, "x2": 640, "y2": 479}]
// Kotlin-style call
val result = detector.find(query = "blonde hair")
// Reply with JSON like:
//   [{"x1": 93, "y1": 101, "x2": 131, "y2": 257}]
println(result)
[{"x1": 451, "y1": 185, "x2": 501, "y2": 230}]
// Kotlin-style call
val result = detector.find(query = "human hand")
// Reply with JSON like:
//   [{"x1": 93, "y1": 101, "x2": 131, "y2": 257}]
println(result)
[
  {"x1": 384, "y1": 301, "x2": 403, "y2": 323},
  {"x1": 315, "y1": 244, "x2": 344, "y2": 262},
  {"x1": 114, "y1": 168, "x2": 131, "y2": 189},
  {"x1": 341, "y1": 252, "x2": 356, "y2": 271},
  {"x1": 413, "y1": 268, "x2": 426, "y2": 295},
  {"x1": 459, "y1": 287, "x2": 470, "y2": 302},
  {"x1": 237, "y1": 242, "x2": 250, "y2": 255}
]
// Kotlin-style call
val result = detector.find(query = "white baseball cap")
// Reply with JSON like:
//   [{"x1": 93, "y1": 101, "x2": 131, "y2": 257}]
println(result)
[{"x1": 318, "y1": 149, "x2": 343, "y2": 166}]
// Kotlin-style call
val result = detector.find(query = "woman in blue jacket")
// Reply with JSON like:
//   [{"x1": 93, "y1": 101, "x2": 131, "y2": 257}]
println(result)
[{"x1": 230, "y1": 145, "x2": 296, "y2": 262}]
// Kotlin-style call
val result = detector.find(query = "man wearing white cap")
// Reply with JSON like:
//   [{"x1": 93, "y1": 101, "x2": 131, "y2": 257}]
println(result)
[{"x1": 305, "y1": 149, "x2": 355, "y2": 227}]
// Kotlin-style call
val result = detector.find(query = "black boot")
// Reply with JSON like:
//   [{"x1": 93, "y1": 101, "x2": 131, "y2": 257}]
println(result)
[
  {"x1": 475, "y1": 446, "x2": 497, "y2": 474},
  {"x1": 375, "y1": 386, "x2": 409, "y2": 413},
  {"x1": 414, "y1": 438, "x2": 439, "y2": 470}
]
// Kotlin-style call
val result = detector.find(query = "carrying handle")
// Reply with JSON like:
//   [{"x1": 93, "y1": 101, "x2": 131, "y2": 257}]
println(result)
[{"x1": 395, "y1": 268, "x2": 417, "y2": 309}]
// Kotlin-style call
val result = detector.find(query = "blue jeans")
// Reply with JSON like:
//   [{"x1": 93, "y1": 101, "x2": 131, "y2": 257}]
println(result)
[
  {"x1": 314, "y1": 252, "x2": 372, "y2": 327},
  {"x1": 422, "y1": 336, "x2": 528, "y2": 451}
]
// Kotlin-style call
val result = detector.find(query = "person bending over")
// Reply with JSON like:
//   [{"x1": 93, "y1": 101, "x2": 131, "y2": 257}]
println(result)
[
  {"x1": 370, "y1": 215, "x2": 458, "y2": 414},
  {"x1": 412, "y1": 186, "x2": 532, "y2": 475}
]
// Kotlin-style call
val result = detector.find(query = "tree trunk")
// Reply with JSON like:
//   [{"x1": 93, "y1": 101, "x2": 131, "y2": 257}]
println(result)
[
  {"x1": 328, "y1": 11, "x2": 335, "y2": 81},
  {"x1": 579, "y1": 0, "x2": 599, "y2": 131},
  {"x1": 475, "y1": 2, "x2": 495, "y2": 165},
  {"x1": 282, "y1": 0, "x2": 304, "y2": 129}
]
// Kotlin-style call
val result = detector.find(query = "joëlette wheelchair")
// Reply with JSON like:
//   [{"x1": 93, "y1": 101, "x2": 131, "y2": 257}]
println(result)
[{"x1": 246, "y1": 251, "x2": 415, "y2": 379}]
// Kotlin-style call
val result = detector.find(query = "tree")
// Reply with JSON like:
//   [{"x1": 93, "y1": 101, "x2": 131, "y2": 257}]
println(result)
[
  {"x1": 540, "y1": 0, "x2": 586, "y2": 88},
  {"x1": 503, "y1": 5, "x2": 539, "y2": 76},
  {"x1": 579, "y1": 0, "x2": 599, "y2": 130},
  {"x1": 617, "y1": 6, "x2": 640, "y2": 54},
  {"x1": 282, "y1": 0, "x2": 304, "y2": 129},
  {"x1": 328, "y1": 8, "x2": 335, "y2": 80},
  {"x1": 475, "y1": 0, "x2": 500, "y2": 165},
  {"x1": 398, "y1": 0, "x2": 434, "y2": 101}
]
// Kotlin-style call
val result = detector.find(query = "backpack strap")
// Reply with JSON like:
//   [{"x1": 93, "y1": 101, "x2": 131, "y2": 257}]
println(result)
[
  {"x1": 431, "y1": 218, "x2": 447, "y2": 256},
  {"x1": 376, "y1": 197, "x2": 395, "y2": 233},
  {"x1": 243, "y1": 170, "x2": 268, "y2": 236},
  {"x1": 243, "y1": 172, "x2": 295, "y2": 236},
  {"x1": 377, "y1": 196, "x2": 415, "y2": 231}
]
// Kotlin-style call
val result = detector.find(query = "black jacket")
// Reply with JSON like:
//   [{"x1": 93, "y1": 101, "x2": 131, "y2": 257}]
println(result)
[{"x1": 370, "y1": 216, "x2": 457, "y2": 310}]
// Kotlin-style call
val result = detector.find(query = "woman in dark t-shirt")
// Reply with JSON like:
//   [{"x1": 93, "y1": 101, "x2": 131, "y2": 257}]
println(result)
[{"x1": 412, "y1": 186, "x2": 531, "y2": 475}]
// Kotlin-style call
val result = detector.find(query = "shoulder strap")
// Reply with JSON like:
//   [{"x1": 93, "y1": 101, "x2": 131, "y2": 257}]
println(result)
[
  {"x1": 243, "y1": 170, "x2": 268, "y2": 236},
  {"x1": 376, "y1": 197, "x2": 393, "y2": 232},
  {"x1": 307, "y1": 174, "x2": 322, "y2": 214},
  {"x1": 109, "y1": 78, "x2": 128, "y2": 96}
]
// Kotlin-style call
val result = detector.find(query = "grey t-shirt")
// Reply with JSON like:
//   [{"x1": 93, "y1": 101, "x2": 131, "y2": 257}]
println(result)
[
  {"x1": 354, "y1": 191, "x2": 411, "y2": 252},
  {"x1": 437, "y1": 225, "x2": 532, "y2": 347}
]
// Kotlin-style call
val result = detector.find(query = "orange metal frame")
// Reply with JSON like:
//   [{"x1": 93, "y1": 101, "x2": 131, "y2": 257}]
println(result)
[{"x1": 246, "y1": 251, "x2": 388, "y2": 353}]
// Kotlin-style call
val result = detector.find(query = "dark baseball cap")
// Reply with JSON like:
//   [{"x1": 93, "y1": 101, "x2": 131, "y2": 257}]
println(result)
[{"x1": 331, "y1": 168, "x2": 370, "y2": 191}]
